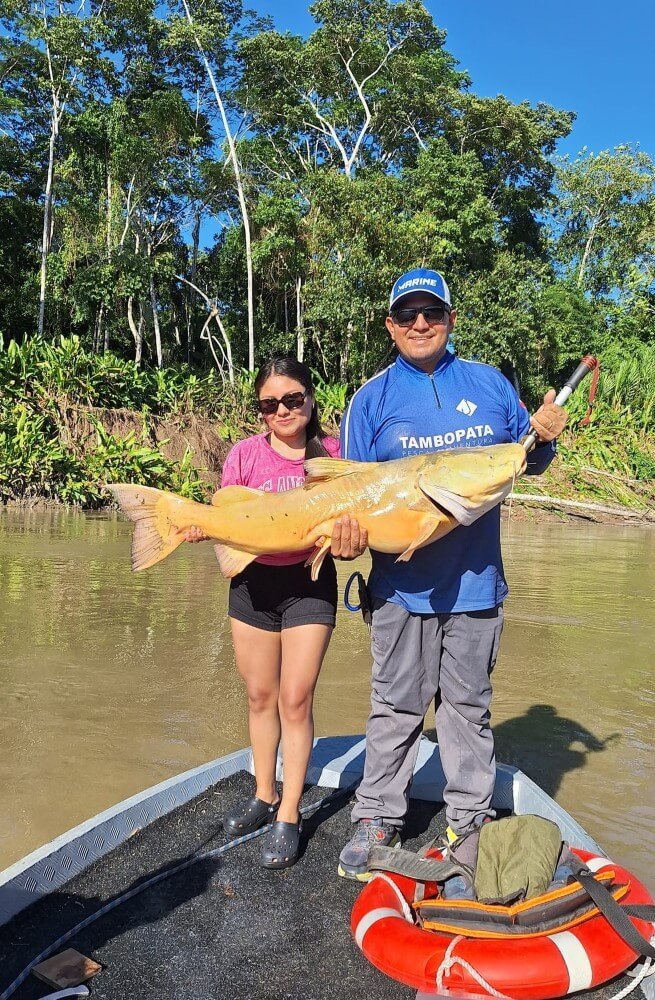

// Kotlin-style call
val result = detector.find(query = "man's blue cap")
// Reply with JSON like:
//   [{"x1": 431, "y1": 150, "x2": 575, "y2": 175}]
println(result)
[{"x1": 389, "y1": 268, "x2": 451, "y2": 311}]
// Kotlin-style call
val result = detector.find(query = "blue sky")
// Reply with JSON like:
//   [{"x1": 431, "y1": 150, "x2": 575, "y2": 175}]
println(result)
[{"x1": 248, "y1": 0, "x2": 655, "y2": 161}]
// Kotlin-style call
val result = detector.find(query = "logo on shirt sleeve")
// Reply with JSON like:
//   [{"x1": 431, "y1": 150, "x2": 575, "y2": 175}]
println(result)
[{"x1": 456, "y1": 398, "x2": 478, "y2": 416}]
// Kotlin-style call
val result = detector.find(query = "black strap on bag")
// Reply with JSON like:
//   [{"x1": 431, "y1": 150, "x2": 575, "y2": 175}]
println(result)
[
  {"x1": 567, "y1": 857, "x2": 655, "y2": 959},
  {"x1": 368, "y1": 844, "x2": 471, "y2": 884}
]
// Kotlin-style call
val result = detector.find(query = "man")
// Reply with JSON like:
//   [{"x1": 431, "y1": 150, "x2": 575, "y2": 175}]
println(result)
[{"x1": 332, "y1": 267, "x2": 567, "y2": 881}]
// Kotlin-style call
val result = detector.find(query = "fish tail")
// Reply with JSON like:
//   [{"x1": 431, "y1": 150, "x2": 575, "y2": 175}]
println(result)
[{"x1": 106, "y1": 483, "x2": 187, "y2": 571}]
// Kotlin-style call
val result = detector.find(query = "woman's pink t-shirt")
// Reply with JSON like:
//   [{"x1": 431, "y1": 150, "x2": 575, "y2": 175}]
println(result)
[{"x1": 220, "y1": 433, "x2": 340, "y2": 566}]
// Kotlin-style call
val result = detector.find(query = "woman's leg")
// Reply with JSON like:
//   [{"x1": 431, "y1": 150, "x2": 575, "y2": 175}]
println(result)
[
  {"x1": 277, "y1": 623, "x2": 333, "y2": 823},
  {"x1": 231, "y1": 618, "x2": 282, "y2": 804}
]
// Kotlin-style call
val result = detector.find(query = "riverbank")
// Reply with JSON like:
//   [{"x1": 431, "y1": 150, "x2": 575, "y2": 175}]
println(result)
[
  {"x1": 5, "y1": 399, "x2": 654, "y2": 526},
  {"x1": 3, "y1": 420, "x2": 654, "y2": 527},
  {"x1": 1, "y1": 337, "x2": 653, "y2": 518}
]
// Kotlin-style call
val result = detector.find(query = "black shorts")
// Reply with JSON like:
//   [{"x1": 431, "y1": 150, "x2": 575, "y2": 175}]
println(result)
[{"x1": 228, "y1": 558, "x2": 338, "y2": 632}]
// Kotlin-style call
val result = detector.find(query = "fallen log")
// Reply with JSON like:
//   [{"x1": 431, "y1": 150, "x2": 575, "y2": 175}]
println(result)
[{"x1": 507, "y1": 493, "x2": 654, "y2": 522}]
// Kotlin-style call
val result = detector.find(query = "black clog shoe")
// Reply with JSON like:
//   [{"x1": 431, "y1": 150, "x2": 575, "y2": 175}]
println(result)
[
  {"x1": 223, "y1": 795, "x2": 280, "y2": 837},
  {"x1": 260, "y1": 819, "x2": 302, "y2": 869}
]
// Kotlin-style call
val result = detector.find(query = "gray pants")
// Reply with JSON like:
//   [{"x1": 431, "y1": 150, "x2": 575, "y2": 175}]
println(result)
[{"x1": 351, "y1": 599, "x2": 504, "y2": 835}]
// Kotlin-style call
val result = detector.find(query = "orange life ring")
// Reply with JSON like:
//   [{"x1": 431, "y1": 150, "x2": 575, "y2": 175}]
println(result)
[{"x1": 351, "y1": 848, "x2": 655, "y2": 998}]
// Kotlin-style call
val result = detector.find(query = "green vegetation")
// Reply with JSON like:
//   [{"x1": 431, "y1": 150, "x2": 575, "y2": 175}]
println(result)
[
  {"x1": 1, "y1": 0, "x2": 653, "y2": 509},
  {"x1": 0, "y1": 336, "x2": 345, "y2": 505},
  {"x1": 1, "y1": 336, "x2": 653, "y2": 511},
  {"x1": 0, "y1": 336, "x2": 209, "y2": 504}
]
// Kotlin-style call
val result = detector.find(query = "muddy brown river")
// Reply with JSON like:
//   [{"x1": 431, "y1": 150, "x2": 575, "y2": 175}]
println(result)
[{"x1": 0, "y1": 509, "x2": 653, "y2": 891}]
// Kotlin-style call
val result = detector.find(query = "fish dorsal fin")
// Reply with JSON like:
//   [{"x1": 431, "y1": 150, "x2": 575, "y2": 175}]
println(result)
[
  {"x1": 214, "y1": 543, "x2": 258, "y2": 578},
  {"x1": 211, "y1": 485, "x2": 261, "y2": 506},
  {"x1": 303, "y1": 457, "x2": 363, "y2": 486}
]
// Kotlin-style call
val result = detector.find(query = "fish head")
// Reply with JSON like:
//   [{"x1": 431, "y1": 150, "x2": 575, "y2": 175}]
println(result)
[{"x1": 417, "y1": 443, "x2": 527, "y2": 526}]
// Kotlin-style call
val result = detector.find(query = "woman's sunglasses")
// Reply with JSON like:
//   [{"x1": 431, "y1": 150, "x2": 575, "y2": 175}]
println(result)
[
  {"x1": 257, "y1": 391, "x2": 308, "y2": 415},
  {"x1": 390, "y1": 306, "x2": 450, "y2": 326}
]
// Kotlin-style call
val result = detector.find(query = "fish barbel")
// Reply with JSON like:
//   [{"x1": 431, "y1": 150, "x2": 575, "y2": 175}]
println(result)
[{"x1": 107, "y1": 443, "x2": 527, "y2": 580}]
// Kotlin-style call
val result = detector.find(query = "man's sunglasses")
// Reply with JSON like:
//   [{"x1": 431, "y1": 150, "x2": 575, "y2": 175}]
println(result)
[
  {"x1": 257, "y1": 391, "x2": 308, "y2": 415},
  {"x1": 390, "y1": 306, "x2": 450, "y2": 326}
]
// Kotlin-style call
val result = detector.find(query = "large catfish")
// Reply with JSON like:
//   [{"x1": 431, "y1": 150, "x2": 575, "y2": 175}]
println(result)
[{"x1": 107, "y1": 443, "x2": 527, "y2": 580}]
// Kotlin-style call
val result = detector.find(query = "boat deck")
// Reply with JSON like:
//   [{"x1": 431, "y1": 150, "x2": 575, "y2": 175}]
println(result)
[{"x1": 0, "y1": 770, "x2": 642, "y2": 1000}]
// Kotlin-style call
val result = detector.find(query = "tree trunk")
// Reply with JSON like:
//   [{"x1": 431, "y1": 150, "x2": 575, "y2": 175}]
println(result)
[
  {"x1": 127, "y1": 295, "x2": 138, "y2": 347},
  {"x1": 577, "y1": 221, "x2": 598, "y2": 288},
  {"x1": 172, "y1": 304, "x2": 182, "y2": 346},
  {"x1": 127, "y1": 232, "x2": 146, "y2": 365},
  {"x1": 180, "y1": 0, "x2": 255, "y2": 370},
  {"x1": 509, "y1": 493, "x2": 655, "y2": 522},
  {"x1": 38, "y1": 121, "x2": 58, "y2": 336},
  {"x1": 106, "y1": 160, "x2": 112, "y2": 259},
  {"x1": 150, "y1": 271, "x2": 163, "y2": 368},
  {"x1": 103, "y1": 160, "x2": 112, "y2": 355},
  {"x1": 362, "y1": 310, "x2": 371, "y2": 381},
  {"x1": 136, "y1": 301, "x2": 145, "y2": 366},
  {"x1": 296, "y1": 276, "x2": 304, "y2": 361},
  {"x1": 186, "y1": 210, "x2": 201, "y2": 365},
  {"x1": 97, "y1": 303, "x2": 105, "y2": 353},
  {"x1": 340, "y1": 324, "x2": 352, "y2": 381}
]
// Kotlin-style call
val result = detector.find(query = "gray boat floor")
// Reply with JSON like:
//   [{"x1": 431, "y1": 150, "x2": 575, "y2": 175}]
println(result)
[{"x1": 0, "y1": 771, "x2": 643, "y2": 1000}]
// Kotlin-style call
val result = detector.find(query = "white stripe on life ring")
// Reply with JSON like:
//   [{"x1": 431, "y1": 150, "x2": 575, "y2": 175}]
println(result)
[
  {"x1": 585, "y1": 855, "x2": 611, "y2": 872},
  {"x1": 355, "y1": 907, "x2": 403, "y2": 949},
  {"x1": 550, "y1": 931, "x2": 593, "y2": 991}
]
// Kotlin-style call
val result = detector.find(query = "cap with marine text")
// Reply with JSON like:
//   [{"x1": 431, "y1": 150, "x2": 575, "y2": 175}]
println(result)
[{"x1": 389, "y1": 268, "x2": 451, "y2": 311}]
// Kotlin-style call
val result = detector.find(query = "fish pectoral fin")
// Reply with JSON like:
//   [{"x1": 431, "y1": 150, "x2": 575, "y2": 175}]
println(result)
[
  {"x1": 211, "y1": 485, "x2": 262, "y2": 506},
  {"x1": 304, "y1": 538, "x2": 332, "y2": 581},
  {"x1": 395, "y1": 517, "x2": 446, "y2": 563},
  {"x1": 419, "y1": 480, "x2": 511, "y2": 526},
  {"x1": 214, "y1": 543, "x2": 258, "y2": 579},
  {"x1": 303, "y1": 457, "x2": 363, "y2": 486}
]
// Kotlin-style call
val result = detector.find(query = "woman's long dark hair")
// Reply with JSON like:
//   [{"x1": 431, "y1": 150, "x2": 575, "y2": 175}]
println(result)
[{"x1": 254, "y1": 355, "x2": 330, "y2": 459}]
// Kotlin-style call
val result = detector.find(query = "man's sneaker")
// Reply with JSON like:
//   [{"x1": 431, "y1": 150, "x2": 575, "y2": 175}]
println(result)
[{"x1": 337, "y1": 819, "x2": 400, "y2": 881}]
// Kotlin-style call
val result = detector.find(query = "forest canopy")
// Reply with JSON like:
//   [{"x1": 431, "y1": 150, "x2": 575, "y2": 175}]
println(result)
[{"x1": 2, "y1": 0, "x2": 655, "y2": 395}]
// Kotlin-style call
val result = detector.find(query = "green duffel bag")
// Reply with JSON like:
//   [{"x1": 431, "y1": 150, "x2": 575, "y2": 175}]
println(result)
[{"x1": 474, "y1": 814, "x2": 562, "y2": 904}]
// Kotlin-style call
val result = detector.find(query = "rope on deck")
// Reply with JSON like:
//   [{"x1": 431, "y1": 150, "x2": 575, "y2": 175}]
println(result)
[{"x1": 0, "y1": 782, "x2": 358, "y2": 1000}]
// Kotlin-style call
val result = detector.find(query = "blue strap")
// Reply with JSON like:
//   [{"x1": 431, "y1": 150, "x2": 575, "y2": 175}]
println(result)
[{"x1": 344, "y1": 571, "x2": 362, "y2": 612}]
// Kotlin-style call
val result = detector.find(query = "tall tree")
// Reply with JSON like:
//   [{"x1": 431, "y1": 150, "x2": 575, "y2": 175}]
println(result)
[
  {"x1": 238, "y1": 0, "x2": 465, "y2": 179},
  {"x1": 552, "y1": 145, "x2": 655, "y2": 297},
  {"x1": 168, "y1": 0, "x2": 258, "y2": 369}
]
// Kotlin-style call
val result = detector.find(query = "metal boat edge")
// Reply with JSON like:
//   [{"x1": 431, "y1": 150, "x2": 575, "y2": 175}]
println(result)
[{"x1": 0, "y1": 733, "x2": 604, "y2": 928}]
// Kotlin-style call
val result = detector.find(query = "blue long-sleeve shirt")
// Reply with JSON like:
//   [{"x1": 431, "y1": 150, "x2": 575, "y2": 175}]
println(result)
[{"x1": 340, "y1": 352, "x2": 555, "y2": 613}]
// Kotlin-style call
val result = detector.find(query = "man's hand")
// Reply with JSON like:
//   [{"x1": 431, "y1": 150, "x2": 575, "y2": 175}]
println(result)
[
  {"x1": 329, "y1": 514, "x2": 368, "y2": 560},
  {"x1": 530, "y1": 389, "x2": 567, "y2": 443},
  {"x1": 180, "y1": 525, "x2": 210, "y2": 543}
]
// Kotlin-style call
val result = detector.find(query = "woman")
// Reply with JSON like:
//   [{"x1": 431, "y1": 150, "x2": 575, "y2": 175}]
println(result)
[{"x1": 187, "y1": 356, "x2": 339, "y2": 869}]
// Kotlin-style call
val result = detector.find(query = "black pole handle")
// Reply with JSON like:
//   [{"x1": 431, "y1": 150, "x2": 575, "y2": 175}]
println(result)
[
  {"x1": 522, "y1": 355, "x2": 599, "y2": 451},
  {"x1": 561, "y1": 355, "x2": 599, "y2": 398}
]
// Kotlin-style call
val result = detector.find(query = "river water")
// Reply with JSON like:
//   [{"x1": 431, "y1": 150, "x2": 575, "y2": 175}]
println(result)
[{"x1": 0, "y1": 509, "x2": 653, "y2": 891}]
